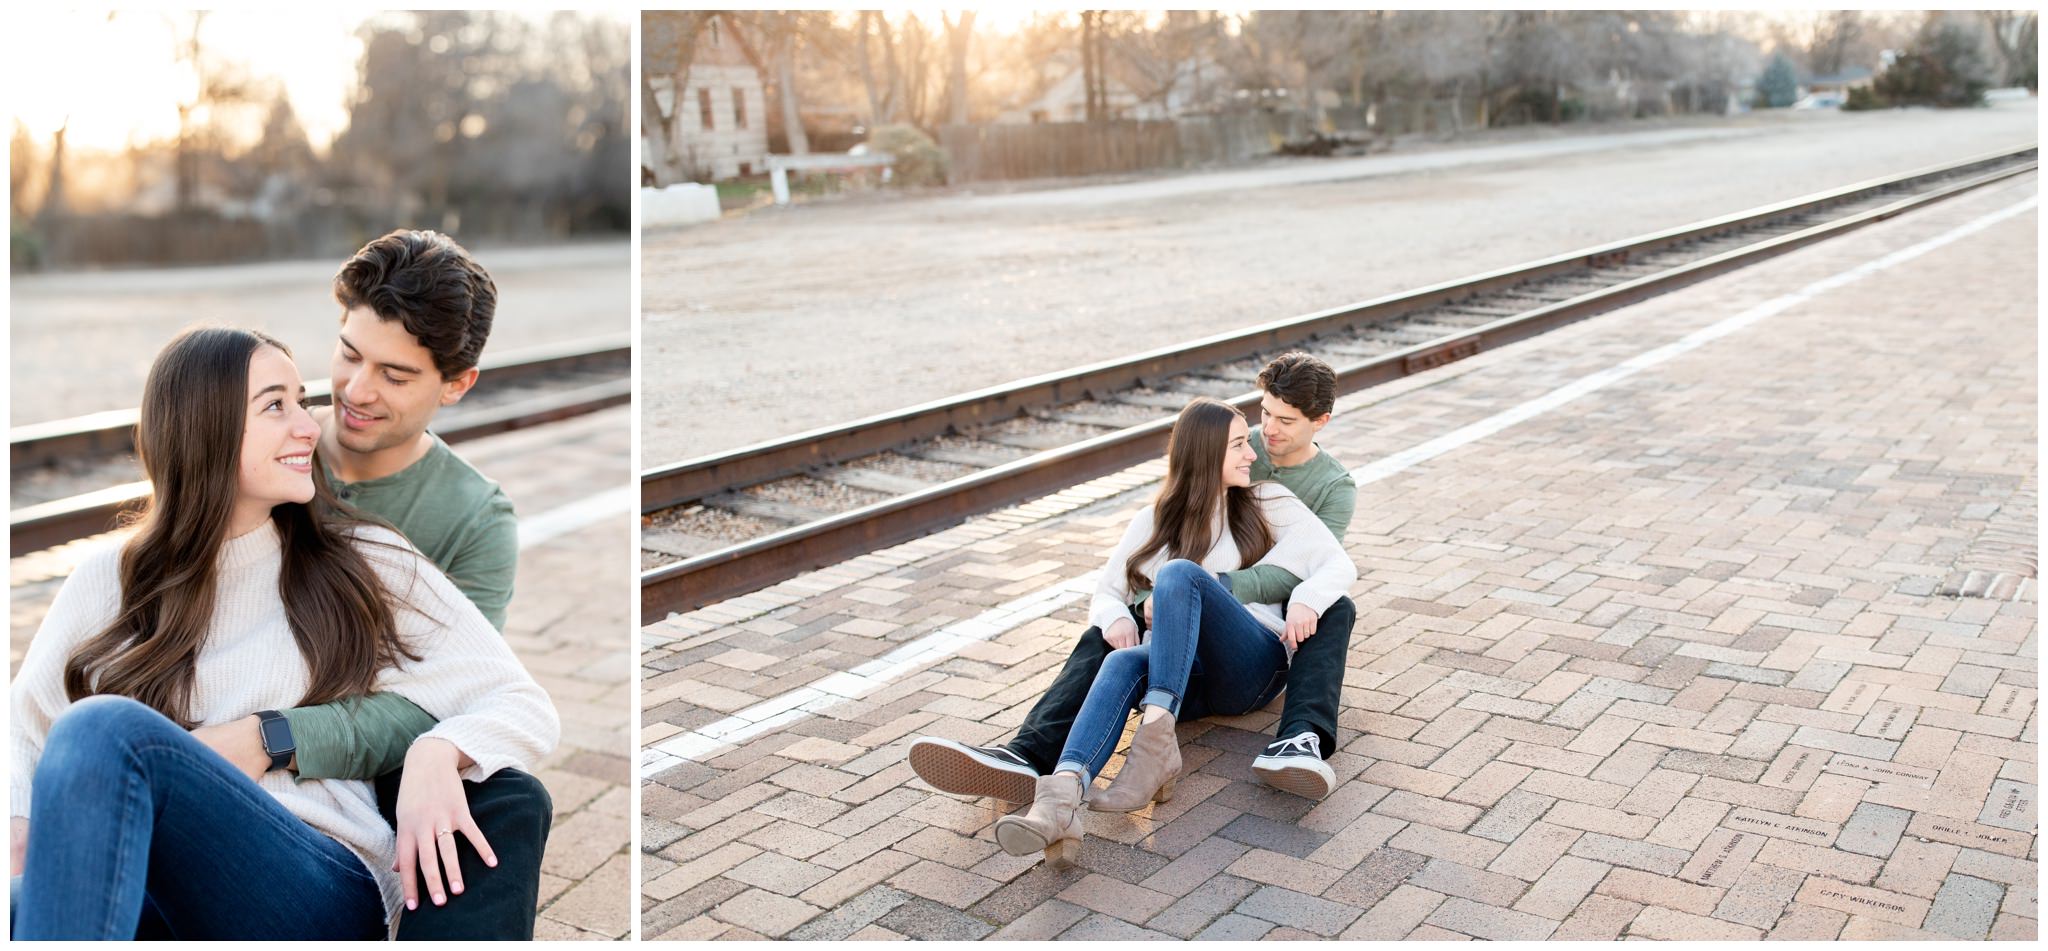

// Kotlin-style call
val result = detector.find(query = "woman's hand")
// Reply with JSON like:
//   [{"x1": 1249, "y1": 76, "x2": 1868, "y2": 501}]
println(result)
[
  {"x1": 1281, "y1": 602, "x2": 1320, "y2": 649},
  {"x1": 11, "y1": 816, "x2": 27, "y2": 876},
  {"x1": 394, "y1": 738, "x2": 496, "y2": 911},
  {"x1": 1105, "y1": 617, "x2": 1141, "y2": 650}
]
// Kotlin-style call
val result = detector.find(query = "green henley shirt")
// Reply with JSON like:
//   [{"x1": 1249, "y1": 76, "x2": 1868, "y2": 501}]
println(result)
[{"x1": 281, "y1": 433, "x2": 519, "y2": 779}]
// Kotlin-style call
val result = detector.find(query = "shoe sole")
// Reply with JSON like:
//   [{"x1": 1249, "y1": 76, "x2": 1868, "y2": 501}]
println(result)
[
  {"x1": 1252, "y1": 759, "x2": 1334, "y2": 800},
  {"x1": 909, "y1": 743, "x2": 1038, "y2": 803}
]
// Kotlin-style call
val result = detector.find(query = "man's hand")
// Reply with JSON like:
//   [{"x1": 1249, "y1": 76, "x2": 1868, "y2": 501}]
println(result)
[
  {"x1": 11, "y1": 816, "x2": 27, "y2": 877},
  {"x1": 192, "y1": 715, "x2": 273, "y2": 782},
  {"x1": 394, "y1": 738, "x2": 495, "y2": 912},
  {"x1": 1104, "y1": 617, "x2": 1141, "y2": 650},
  {"x1": 1281, "y1": 602, "x2": 1320, "y2": 650}
]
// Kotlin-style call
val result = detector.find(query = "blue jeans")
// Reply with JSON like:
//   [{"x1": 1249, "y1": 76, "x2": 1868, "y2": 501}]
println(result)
[
  {"x1": 1054, "y1": 560, "x2": 1288, "y2": 782},
  {"x1": 12, "y1": 696, "x2": 385, "y2": 940}
]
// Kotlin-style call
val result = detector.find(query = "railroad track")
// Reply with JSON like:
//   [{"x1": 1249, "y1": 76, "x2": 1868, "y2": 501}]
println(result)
[
  {"x1": 10, "y1": 335, "x2": 631, "y2": 556},
  {"x1": 638, "y1": 145, "x2": 2032, "y2": 622}
]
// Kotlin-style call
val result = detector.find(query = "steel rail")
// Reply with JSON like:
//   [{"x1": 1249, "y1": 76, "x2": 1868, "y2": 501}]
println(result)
[
  {"x1": 642, "y1": 145, "x2": 2034, "y2": 512},
  {"x1": 639, "y1": 148, "x2": 2036, "y2": 623},
  {"x1": 10, "y1": 376, "x2": 631, "y2": 557},
  {"x1": 10, "y1": 333, "x2": 630, "y2": 471}
]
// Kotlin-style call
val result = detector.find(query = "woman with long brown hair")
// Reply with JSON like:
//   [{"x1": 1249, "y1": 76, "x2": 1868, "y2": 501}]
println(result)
[
  {"x1": 8, "y1": 327, "x2": 558, "y2": 939},
  {"x1": 993, "y1": 397, "x2": 1355, "y2": 864}
]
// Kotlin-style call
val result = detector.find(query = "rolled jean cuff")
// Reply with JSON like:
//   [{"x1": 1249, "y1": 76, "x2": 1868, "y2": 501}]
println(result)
[
  {"x1": 1141, "y1": 687, "x2": 1181, "y2": 717},
  {"x1": 1052, "y1": 760, "x2": 1092, "y2": 786}
]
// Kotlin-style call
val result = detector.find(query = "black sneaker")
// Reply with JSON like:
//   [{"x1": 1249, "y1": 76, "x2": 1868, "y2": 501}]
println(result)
[
  {"x1": 1252, "y1": 731, "x2": 1335, "y2": 800},
  {"x1": 908, "y1": 737, "x2": 1039, "y2": 803}
]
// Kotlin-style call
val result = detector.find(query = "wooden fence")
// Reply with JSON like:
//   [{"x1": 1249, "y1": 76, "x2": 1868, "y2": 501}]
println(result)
[{"x1": 941, "y1": 112, "x2": 1312, "y2": 184}]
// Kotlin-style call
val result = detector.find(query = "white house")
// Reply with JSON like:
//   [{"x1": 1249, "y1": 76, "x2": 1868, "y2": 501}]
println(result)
[{"x1": 645, "y1": 13, "x2": 768, "y2": 181}]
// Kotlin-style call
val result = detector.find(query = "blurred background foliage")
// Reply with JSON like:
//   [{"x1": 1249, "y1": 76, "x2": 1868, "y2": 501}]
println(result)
[{"x1": 11, "y1": 10, "x2": 629, "y2": 271}]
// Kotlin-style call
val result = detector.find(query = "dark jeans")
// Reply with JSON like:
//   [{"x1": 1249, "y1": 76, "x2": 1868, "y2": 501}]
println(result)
[
  {"x1": 1010, "y1": 592, "x2": 1359, "y2": 775},
  {"x1": 374, "y1": 765, "x2": 553, "y2": 940},
  {"x1": 12, "y1": 696, "x2": 385, "y2": 940},
  {"x1": 1054, "y1": 561, "x2": 1288, "y2": 781}
]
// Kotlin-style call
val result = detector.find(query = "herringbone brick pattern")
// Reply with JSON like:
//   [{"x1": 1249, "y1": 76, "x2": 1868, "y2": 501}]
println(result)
[{"x1": 640, "y1": 179, "x2": 2037, "y2": 940}]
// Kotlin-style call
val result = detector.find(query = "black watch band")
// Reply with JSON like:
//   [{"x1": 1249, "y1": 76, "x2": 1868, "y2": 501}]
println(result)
[{"x1": 255, "y1": 709, "x2": 295, "y2": 772}]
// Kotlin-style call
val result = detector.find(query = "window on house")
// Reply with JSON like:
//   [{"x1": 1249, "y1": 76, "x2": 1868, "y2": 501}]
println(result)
[
  {"x1": 698, "y1": 87, "x2": 714, "y2": 130},
  {"x1": 732, "y1": 88, "x2": 747, "y2": 130}
]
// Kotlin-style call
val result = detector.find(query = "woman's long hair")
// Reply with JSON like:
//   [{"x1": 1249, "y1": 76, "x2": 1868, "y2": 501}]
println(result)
[
  {"x1": 1124, "y1": 398, "x2": 1275, "y2": 594},
  {"x1": 62, "y1": 327, "x2": 418, "y2": 727}
]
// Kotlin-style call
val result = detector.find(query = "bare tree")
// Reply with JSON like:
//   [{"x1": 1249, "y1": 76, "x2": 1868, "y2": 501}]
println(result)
[
  {"x1": 942, "y1": 10, "x2": 976, "y2": 126},
  {"x1": 1981, "y1": 10, "x2": 2038, "y2": 88},
  {"x1": 641, "y1": 11, "x2": 704, "y2": 184},
  {"x1": 1808, "y1": 10, "x2": 1865, "y2": 76}
]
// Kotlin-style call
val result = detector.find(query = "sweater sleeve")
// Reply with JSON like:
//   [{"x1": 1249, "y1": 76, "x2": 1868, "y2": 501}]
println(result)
[
  {"x1": 354, "y1": 528, "x2": 558, "y2": 782},
  {"x1": 1255, "y1": 488, "x2": 1357, "y2": 618},
  {"x1": 1089, "y1": 506, "x2": 1157, "y2": 632},
  {"x1": 10, "y1": 548, "x2": 123, "y2": 819}
]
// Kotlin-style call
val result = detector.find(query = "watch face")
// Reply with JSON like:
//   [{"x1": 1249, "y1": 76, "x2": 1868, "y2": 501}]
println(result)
[{"x1": 259, "y1": 715, "x2": 294, "y2": 753}]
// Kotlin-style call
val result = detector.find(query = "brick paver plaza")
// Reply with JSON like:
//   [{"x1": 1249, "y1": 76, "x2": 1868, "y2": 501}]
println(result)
[{"x1": 642, "y1": 176, "x2": 2038, "y2": 940}]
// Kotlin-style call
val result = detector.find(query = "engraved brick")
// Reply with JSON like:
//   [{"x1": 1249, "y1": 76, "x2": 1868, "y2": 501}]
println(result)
[
  {"x1": 1679, "y1": 826, "x2": 1767, "y2": 887},
  {"x1": 1821, "y1": 754, "x2": 1935, "y2": 788},
  {"x1": 1723, "y1": 806, "x2": 1839, "y2": 847},
  {"x1": 1759, "y1": 745, "x2": 1829, "y2": 791},
  {"x1": 1854, "y1": 701, "x2": 1919, "y2": 741},
  {"x1": 1906, "y1": 813, "x2": 2031, "y2": 857},
  {"x1": 1793, "y1": 878, "x2": 1930, "y2": 928},
  {"x1": 1976, "y1": 778, "x2": 2034, "y2": 832}
]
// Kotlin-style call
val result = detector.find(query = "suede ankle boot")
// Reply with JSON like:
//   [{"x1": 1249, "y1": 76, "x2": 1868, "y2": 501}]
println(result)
[
  {"x1": 1090, "y1": 712, "x2": 1182, "y2": 812},
  {"x1": 992, "y1": 772, "x2": 1086, "y2": 866}
]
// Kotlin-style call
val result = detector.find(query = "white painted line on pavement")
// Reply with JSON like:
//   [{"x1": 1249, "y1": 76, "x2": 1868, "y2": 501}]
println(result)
[
  {"x1": 641, "y1": 194, "x2": 2039, "y2": 776},
  {"x1": 519, "y1": 485, "x2": 636, "y2": 550}
]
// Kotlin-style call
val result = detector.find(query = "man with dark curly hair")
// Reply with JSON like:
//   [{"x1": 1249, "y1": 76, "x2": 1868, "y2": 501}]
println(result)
[
  {"x1": 189, "y1": 230, "x2": 550, "y2": 940},
  {"x1": 910, "y1": 351, "x2": 1360, "y2": 803}
]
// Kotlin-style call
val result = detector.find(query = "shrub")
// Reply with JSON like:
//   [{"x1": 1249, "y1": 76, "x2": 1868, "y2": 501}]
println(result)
[
  {"x1": 1757, "y1": 54, "x2": 1800, "y2": 108},
  {"x1": 1872, "y1": 22, "x2": 1993, "y2": 108},
  {"x1": 868, "y1": 124, "x2": 949, "y2": 187}
]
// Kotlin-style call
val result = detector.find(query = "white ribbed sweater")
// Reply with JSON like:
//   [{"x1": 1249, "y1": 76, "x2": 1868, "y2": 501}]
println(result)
[
  {"x1": 1088, "y1": 483, "x2": 1359, "y2": 651},
  {"x1": 8, "y1": 520, "x2": 560, "y2": 922}
]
